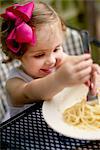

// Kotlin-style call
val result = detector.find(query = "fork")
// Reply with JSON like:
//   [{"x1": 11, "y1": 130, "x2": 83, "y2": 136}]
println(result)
[{"x1": 81, "y1": 30, "x2": 98, "y2": 104}]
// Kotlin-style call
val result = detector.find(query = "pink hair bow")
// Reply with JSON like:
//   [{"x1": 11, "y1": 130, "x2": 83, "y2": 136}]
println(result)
[{"x1": 1, "y1": 1, "x2": 36, "y2": 53}]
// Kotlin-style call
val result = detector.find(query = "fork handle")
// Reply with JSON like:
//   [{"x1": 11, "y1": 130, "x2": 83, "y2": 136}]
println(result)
[{"x1": 81, "y1": 30, "x2": 90, "y2": 53}]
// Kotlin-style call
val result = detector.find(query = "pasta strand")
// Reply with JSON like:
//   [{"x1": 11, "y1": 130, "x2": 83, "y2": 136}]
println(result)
[{"x1": 63, "y1": 89, "x2": 100, "y2": 130}]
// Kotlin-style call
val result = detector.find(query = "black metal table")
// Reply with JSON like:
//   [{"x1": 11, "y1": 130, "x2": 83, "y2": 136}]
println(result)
[{"x1": 0, "y1": 102, "x2": 100, "y2": 150}]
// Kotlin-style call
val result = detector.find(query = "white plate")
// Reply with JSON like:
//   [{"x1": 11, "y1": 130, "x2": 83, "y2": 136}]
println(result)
[{"x1": 42, "y1": 84, "x2": 100, "y2": 140}]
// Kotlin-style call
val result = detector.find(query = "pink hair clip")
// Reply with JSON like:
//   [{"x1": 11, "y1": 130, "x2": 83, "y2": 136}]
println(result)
[{"x1": 0, "y1": 1, "x2": 36, "y2": 53}]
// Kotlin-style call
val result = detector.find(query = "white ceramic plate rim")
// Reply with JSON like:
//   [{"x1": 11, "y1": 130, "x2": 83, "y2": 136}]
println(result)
[{"x1": 42, "y1": 84, "x2": 100, "y2": 140}]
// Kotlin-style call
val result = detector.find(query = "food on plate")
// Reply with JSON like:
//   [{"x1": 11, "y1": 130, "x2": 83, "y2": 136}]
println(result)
[{"x1": 63, "y1": 89, "x2": 100, "y2": 130}]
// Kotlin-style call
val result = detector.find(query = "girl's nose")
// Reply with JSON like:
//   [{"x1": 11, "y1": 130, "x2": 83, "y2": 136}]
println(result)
[{"x1": 45, "y1": 55, "x2": 56, "y2": 66}]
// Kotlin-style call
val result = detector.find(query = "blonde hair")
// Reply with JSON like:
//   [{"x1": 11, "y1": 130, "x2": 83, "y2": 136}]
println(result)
[{"x1": 0, "y1": 1, "x2": 66, "y2": 63}]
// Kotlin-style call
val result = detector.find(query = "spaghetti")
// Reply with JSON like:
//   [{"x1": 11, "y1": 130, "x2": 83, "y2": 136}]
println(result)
[{"x1": 63, "y1": 89, "x2": 100, "y2": 130}]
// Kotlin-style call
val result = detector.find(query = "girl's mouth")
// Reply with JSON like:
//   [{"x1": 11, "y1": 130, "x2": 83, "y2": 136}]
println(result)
[{"x1": 40, "y1": 68, "x2": 55, "y2": 74}]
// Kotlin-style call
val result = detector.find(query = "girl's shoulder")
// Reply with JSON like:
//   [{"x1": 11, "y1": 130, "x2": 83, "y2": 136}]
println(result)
[{"x1": 7, "y1": 66, "x2": 33, "y2": 82}]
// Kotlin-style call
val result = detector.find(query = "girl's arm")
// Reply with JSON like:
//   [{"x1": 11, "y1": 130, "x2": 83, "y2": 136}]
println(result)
[
  {"x1": 6, "y1": 54, "x2": 93, "y2": 106},
  {"x1": 6, "y1": 72, "x2": 65, "y2": 106}
]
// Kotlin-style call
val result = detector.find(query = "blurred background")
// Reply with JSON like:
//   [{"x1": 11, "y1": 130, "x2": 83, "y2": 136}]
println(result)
[
  {"x1": 0, "y1": 0, "x2": 100, "y2": 38},
  {"x1": 0, "y1": 0, "x2": 100, "y2": 63}
]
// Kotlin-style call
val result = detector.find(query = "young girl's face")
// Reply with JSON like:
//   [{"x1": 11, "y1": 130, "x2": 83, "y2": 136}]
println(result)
[{"x1": 21, "y1": 21, "x2": 66, "y2": 78}]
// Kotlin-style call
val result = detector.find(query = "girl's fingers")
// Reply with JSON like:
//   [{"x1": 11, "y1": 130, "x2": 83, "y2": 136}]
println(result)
[
  {"x1": 81, "y1": 75, "x2": 91, "y2": 83},
  {"x1": 73, "y1": 54, "x2": 91, "y2": 64},
  {"x1": 77, "y1": 66, "x2": 92, "y2": 80},
  {"x1": 75, "y1": 59, "x2": 93, "y2": 72},
  {"x1": 92, "y1": 64, "x2": 100, "y2": 74},
  {"x1": 84, "y1": 80, "x2": 91, "y2": 87},
  {"x1": 65, "y1": 54, "x2": 91, "y2": 65}
]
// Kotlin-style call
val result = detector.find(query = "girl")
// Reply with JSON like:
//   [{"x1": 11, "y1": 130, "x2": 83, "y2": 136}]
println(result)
[{"x1": 0, "y1": 1, "x2": 100, "y2": 117}]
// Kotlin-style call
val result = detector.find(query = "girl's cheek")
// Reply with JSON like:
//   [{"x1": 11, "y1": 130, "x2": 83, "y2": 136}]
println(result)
[
  {"x1": 56, "y1": 55, "x2": 65, "y2": 68},
  {"x1": 37, "y1": 59, "x2": 45, "y2": 66},
  {"x1": 60, "y1": 52, "x2": 67, "y2": 63}
]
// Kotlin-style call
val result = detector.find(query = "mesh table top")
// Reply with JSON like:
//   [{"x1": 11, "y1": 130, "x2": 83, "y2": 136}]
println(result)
[{"x1": 0, "y1": 102, "x2": 100, "y2": 150}]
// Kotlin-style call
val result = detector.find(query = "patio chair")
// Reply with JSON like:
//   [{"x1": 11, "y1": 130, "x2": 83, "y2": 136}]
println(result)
[
  {"x1": 0, "y1": 47, "x2": 20, "y2": 122},
  {"x1": 0, "y1": 27, "x2": 99, "y2": 122}
]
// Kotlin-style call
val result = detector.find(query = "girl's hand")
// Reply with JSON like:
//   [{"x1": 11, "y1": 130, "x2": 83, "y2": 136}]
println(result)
[
  {"x1": 89, "y1": 64, "x2": 100, "y2": 95},
  {"x1": 92, "y1": 64, "x2": 100, "y2": 75},
  {"x1": 56, "y1": 54, "x2": 93, "y2": 86}
]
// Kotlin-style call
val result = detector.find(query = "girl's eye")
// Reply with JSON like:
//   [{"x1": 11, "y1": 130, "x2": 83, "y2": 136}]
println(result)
[
  {"x1": 34, "y1": 54, "x2": 45, "y2": 58},
  {"x1": 54, "y1": 46, "x2": 62, "y2": 52},
  {"x1": 54, "y1": 48, "x2": 58, "y2": 52}
]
